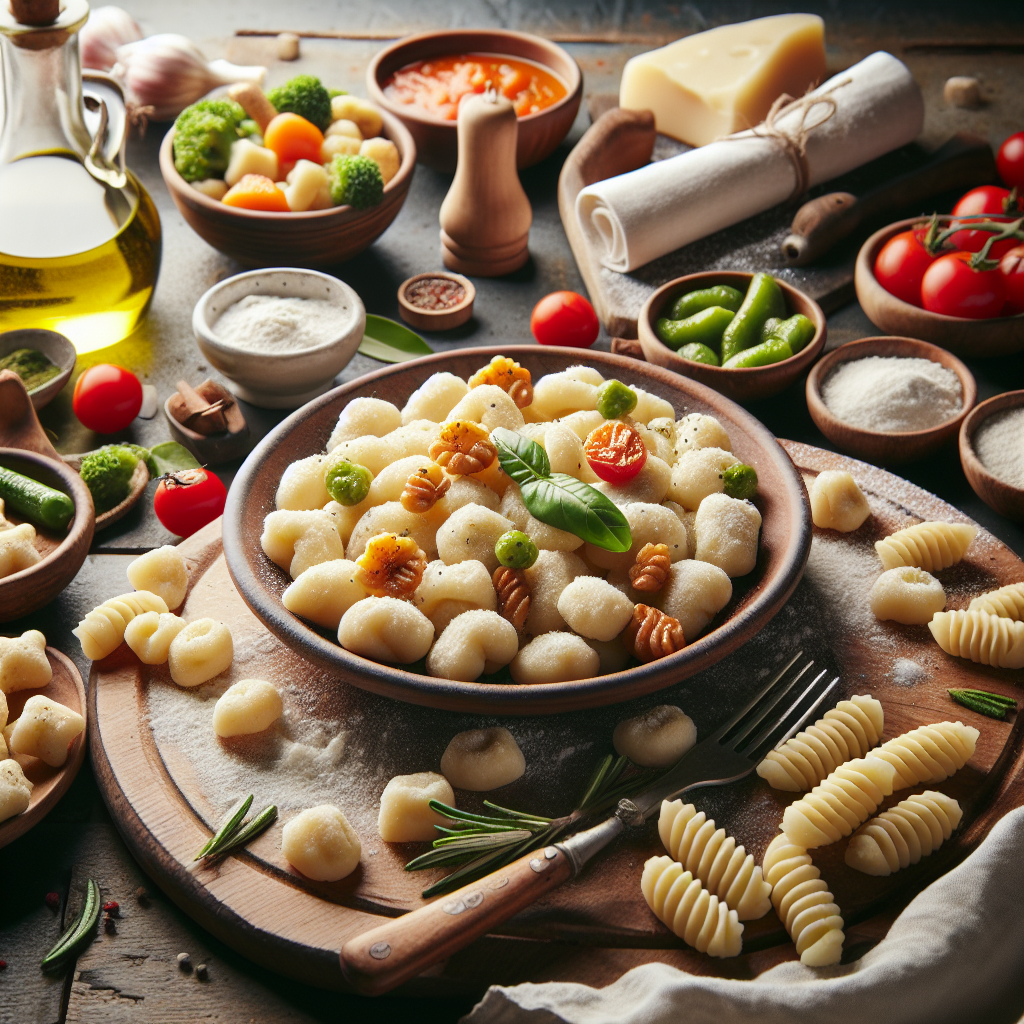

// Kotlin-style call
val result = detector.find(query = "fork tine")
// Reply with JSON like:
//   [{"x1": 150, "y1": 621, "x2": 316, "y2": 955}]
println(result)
[
  {"x1": 743, "y1": 672, "x2": 838, "y2": 758},
  {"x1": 708, "y1": 652, "x2": 806, "y2": 742},
  {"x1": 768, "y1": 674, "x2": 842, "y2": 752},
  {"x1": 722, "y1": 658, "x2": 816, "y2": 748}
]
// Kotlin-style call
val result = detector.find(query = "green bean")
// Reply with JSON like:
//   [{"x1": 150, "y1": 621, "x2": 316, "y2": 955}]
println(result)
[
  {"x1": 0, "y1": 466, "x2": 75, "y2": 531},
  {"x1": 720, "y1": 273, "x2": 786, "y2": 363},
  {"x1": 766, "y1": 313, "x2": 816, "y2": 354},
  {"x1": 667, "y1": 285, "x2": 744, "y2": 321},
  {"x1": 655, "y1": 306, "x2": 734, "y2": 351},
  {"x1": 723, "y1": 337, "x2": 794, "y2": 369},
  {"x1": 678, "y1": 343, "x2": 720, "y2": 366}
]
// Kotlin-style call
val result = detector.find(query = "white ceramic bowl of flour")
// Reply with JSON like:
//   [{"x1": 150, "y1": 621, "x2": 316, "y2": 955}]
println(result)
[{"x1": 193, "y1": 268, "x2": 366, "y2": 409}]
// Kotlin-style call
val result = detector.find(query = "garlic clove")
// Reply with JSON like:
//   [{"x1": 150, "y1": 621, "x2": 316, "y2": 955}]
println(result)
[{"x1": 80, "y1": 5, "x2": 143, "y2": 72}]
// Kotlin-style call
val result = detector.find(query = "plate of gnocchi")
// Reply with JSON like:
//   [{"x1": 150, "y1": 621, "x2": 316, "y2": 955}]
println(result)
[{"x1": 223, "y1": 347, "x2": 812, "y2": 713}]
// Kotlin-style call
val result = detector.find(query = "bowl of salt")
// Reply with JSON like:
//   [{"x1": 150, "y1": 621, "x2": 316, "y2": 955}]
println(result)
[
  {"x1": 960, "y1": 390, "x2": 1024, "y2": 523},
  {"x1": 193, "y1": 268, "x2": 366, "y2": 409}
]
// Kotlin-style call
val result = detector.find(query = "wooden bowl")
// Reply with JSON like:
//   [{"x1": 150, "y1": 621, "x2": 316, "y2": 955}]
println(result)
[
  {"x1": 366, "y1": 30, "x2": 583, "y2": 173},
  {"x1": 222, "y1": 346, "x2": 812, "y2": 715},
  {"x1": 0, "y1": 328, "x2": 75, "y2": 411},
  {"x1": 0, "y1": 449, "x2": 94, "y2": 622},
  {"x1": 806, "y1": 337, "x2": 977, "y2": 465},
  {"x1": 855, "y1": 217, "x2": 1024, "y2": 358},
  {"x1": 0, "y1": 647, "x2": 86, "y2": 848},
  {"x1": 158, "y1": 110, "x2": 416, "y2": 269},
  {"x1": 62, "y1": 450, "x2": 149, "y2": 530},
  {"x1": 637, "y1": 272, "x2": 827, "y2": 403},
  {"x1": 959, "y1": 389, "x2": 1024, "y2": 522},
  {"x1": 397, "y1": 271, "x2": 475, "y2": 331}
]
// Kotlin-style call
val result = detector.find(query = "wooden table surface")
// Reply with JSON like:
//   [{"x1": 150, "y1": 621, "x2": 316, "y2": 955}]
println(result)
[{"x1": 1, "y1": 2, "x2": 1022, "y2": 1022}]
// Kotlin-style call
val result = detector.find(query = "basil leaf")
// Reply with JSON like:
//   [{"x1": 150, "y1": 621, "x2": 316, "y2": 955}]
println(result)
[
  {"x1": 358, "y1": 315, "x2": 433, "y2": 363},
  {"x1": 147, "y1": 441, "x2": 200, "y2": 477},
  {"x1": 491, "y1": 428, "x2": 631, "y2": 552}
]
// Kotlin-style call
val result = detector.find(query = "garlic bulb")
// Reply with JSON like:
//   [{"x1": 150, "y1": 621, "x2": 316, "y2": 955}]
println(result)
[
  {"x1": 112, "y1": 34, "x2": 266, "y2": 121},
  {"x1": 80, "y1": 6, "x2": 143, "y2": 72}
]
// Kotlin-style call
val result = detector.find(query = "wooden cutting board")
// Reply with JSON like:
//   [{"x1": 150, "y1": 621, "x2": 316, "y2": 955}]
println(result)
[{"x1": 89, "y1": 442, "x2": 1024, "y2": 994}]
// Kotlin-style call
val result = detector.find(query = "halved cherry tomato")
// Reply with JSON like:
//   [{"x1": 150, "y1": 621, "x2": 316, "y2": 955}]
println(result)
[
  {"x1": 153, "y1": 468, "x2": 227, "y2": 538},
  {"x1": 222, "y1": 173, "x2": 290, "y2": 212},
  {"x1": 263, "y1": 113, "x2": 324, "y2": 166},
  {"x1": 949, "y1": 185, "x2": 1019, "y2": 258},
  {"x1": 584, "y1": 421, "x2": 647, "y2": 485},
  {"x1": 531, "y1": 291, "x2": 599, "y2": 348},
  {"x1": 72, "y1": 363, "x2": 143, "y2": 433},
  {"x1": 999, "y1": 245, "x2": 1024, "y2": 316},
  {"x1": 921, "y1": 251, "x2": 1006, "y2": 319},
  {"x1": 997, "y1": 132, "x2": 1024, "y2": 190},
  {"x1": 873, "y1": 228, "x2": 936, "y2": 306}
]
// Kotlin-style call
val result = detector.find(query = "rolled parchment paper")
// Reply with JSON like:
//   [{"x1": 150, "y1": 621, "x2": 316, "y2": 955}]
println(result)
[{"x1": 576, "y1": 52, "x2": 925, "y2": 273}]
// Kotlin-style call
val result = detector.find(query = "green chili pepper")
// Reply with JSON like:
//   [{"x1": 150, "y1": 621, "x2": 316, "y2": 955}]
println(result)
[
  {"x1": 325, "y1": 460, "x2": 372, "y2": 506},
  {"x1": 678, "y1": 342, "x2": 720, "y2": 366},
  {"x1": 723, "y1": 336, "x2": 794, "y2": 369},
  {"x1": 723, "y1": 463, "x2": 758, "y2": 500},
  {"x1": 765, "y1": 313, "x2": 816, "y2": 354},
  {"x1": 596, "y1": 379, "x2": 638, "y2": 419},
  {"x1": 495, "y1": 529, "x2": 539, "y2": 569},
  {"x1": 655, "y1": 306, "x2": 734, "y2": 351},
  {"x1": 667, "y1": 285, "x2": 744, "y2": 321},
  {"x1": 0, "y1": 465, "x2": 75, "y2": 531},
  {"x1": 760, "y1": 317, "x2": 783, "y2": 343},
  {"x1": 41, "y1": 879, "x2": 100, "y2": 970},
  {"x1": 720, "y1": 273, "x2": 786, "y2": 363}
]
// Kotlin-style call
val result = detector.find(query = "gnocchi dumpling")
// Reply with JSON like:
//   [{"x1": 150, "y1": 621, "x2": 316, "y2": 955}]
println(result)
[
  {"x1": 401, "y1": 372, "x2": 468, "y2": 425},
  {"x1": 523, "y1": 549, "x2": 591, "y2": 635},
  {"x1": 212, "y1": 679, "x2": 283, "y2": 737},
  {"x1": 74, "y1": 592, "x2": 168, "y2": 662},
  {"x1": 651, "y1": 559, "x2": 732, "y2": 641},
  {"x1": 0, "y1": 522, "x2": 41, "y2": 578},
  {"x1": 347, "y1": 502, "x2": 445, "y2": 562},
  {"x1": 613, "y1": 705, "x2": 696, "y2": 768},
  {"x1": 809, "y1": 471, "x2": 871, "y2": 533},
  {"x1": 541, "y1": 421, "x2": 597, "y2": 481},
  {"x1": 327, "y1": 397, "x2": 402, "y2": 450},
  {"x1": 446, "y1": 384, "x2": 525, "y2": 431},
  {"x1": 530, "y1": 367, "x2": 601, "y2": 420},
  {"x1": 440, "y1": 727, "x2": 525, "y2": 791},
  {"x1": 276, "y1": 454, "x2": 333, "y2": 511},
  {"x1": 668, "y1": 448, "x2": 739, "y2": 510},
  {"x1": 413, "y1": 559, "x2": 497, "y2": 634},
  {"x1": 168, "y1": 618, "x2": 234, "y2": 688},
  {"x1": 586, "y1": 502, "x2": 687, "y2": 573},
  {"x1": 124, "y1": 611, "x2": 188, "y2": 664},
  {"x1": 282, "y1": 559, "x2": 367, "y2": 629},
  {"x1": 378, "y1": 772, "x2": 455, "y2": 842},
  {"x1": 127, "y1": 545, "x2": 189, "y2": 610},
  {"x1": 0, "y1": 759, "x2": 32, "y2": 823},
  {"x1": 337, "y1": 597, "x2": 434, "y2": 663},
  {"x1": 510, "y1": 631, "x2": 600, "y2": 684},
  {"x1": 631, "y1": 387, "x2": 675, "y2": 424},
  {"x1": 261, "y1": 510, "x2": 345, "y2": 578},
  {"x1": 595, "y1": 455, "x2": 672, "y2": 507},
  {"x1": 281, "y1": 805, "x2": 361, "y2": 881},
  {"x1": 869, "y1": 567, "x2": 945, "y2": 625},
  {"x1": 426, "y1": 610, "x2": 519, "y2": 681},
  {"x1": 673, "y1": 414, "x2": 731, "y2": 458},
  {"x1": 694, "y1": 494, "x2": 761, "y2": 578},
  {"x1": 557, "y1": 577, "x2": 634, "y2": 641},
  {"x1": 436, "y1": 504, "x2": 514, "y2": 572},
  {"x1": 0, "y1": 630, "x2": 51, "y2": 694},
  {"x1": 8, "y1": 694, "x2": 85, "y2": 767}
]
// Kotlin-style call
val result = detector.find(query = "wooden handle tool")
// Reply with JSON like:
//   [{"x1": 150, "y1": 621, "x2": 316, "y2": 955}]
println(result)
[{"x1": 782, "y1": 133, "x2": 997, "y2": 265}]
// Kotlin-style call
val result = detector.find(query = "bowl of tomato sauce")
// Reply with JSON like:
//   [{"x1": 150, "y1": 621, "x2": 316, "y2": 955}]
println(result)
[{"x1": 367, "y1": 29, "x2": 583, "y2": 172}]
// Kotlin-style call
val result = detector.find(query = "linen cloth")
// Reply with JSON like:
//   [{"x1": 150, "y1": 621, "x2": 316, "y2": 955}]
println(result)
[
  {"x1": 463, "y1": 804, "x2": 1024, "y2": 1024},
  {"x1": 575, "y1": 51, "x2": 924, "y2": 273}
]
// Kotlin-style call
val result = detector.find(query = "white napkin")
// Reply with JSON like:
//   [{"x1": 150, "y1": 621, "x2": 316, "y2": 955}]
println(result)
[
  {"x1": 462, "y1": 805, "x2": 1024, "y2": 1024},
  {"x1": 576, "y1": 51, "x2": 925, "y2": 273}
]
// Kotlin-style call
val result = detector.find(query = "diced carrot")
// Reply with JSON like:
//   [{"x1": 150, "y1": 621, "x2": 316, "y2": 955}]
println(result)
[
  {"x1": 222, "y1": 173, "x2": 291, "y2": 211},
  {"x1": 263, "y1": 113, "x2": 324, "y2": 165}
]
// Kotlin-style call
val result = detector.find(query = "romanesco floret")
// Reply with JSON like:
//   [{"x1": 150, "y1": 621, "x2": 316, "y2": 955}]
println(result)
[
  {"x1": 172, "y1": 99, "x2": 246, "y2": 182},
  {"x1": 79, "y1": 445, "x2": 143, "y2": 513},
  {"x1": 267, "y1": 75, "x2": 332, "y2": 132},
  {"x1": 327, "y1": 154, "x2": 384, "y2": 210}
]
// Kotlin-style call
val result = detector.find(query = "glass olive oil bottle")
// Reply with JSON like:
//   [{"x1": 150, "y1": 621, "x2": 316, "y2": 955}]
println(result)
[{"x1": 0, "y1": 0, "x2": 161, "y2": 353}]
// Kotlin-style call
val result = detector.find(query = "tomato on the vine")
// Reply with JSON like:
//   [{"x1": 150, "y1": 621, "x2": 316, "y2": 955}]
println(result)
[
  {"x1": 873, "y1": 228, "x2": 936, "y2": 306},
  {"x1": 949, "y1": 186, "x2": 1019, "y2": 258},
  {"x1": 997, "y1": 132, "x2": 1024, "y2": 190},
  {"x1": 921, "y1": 252, "x2": 1006, "y2": 319},
  {"x1": 584, "y1": 421, "x2": 647, "y2": 485},
  {"x1": 72, "y1": 364, "x2": 143, "y2": 434},
  {"x1": 999, "y1": 245, "x2": 1024, "y2": 316},
  {"x1": 530, "y1": 291, "x2": 599, "y2": 348},
  {"x1": 153, "y1": 468, "x2": 227, "y2": 538}
]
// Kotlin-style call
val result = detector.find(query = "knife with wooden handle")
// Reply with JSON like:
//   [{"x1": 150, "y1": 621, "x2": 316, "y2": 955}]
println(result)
[{"x1": 781, "y1": 133, "x2": 997, "y2": 265}]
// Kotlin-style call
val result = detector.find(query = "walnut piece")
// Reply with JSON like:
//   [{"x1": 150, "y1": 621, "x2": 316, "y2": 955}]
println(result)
[
  {"x1": 429, "y1": 420, "x2": 497, "y2": 476},
  {"x1": 400, "y1": 463, "x2": 451, "y2": 514},
  {"x1": 468, "y1": 355, "x2": 534, "y2": 409},
  {"x1": 628, "y1": 542, "x2": 671, "y2": 593},
  {"x1": 356, "y1": 533, "x2": 427, "y2": 598},
  {"x1": 624, "y1": 604, "x2": 685, "y2": 662},
  {"x1": 493, "y1": 566, "x2": 531, "y2": 633}
]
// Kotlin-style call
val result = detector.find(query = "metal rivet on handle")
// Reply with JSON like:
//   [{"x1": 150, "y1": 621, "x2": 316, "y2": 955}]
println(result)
[
  {"x1": 464, "y1": 891, "x2": 484, "y2": 908},
  {"x1": 490, "y1": 876, "x2": 509, "y2": 889},
  {"x1": 443, "y1": 897, "x2": 466, "y2": 915},
  {"x1": 529, "y1": 858, "x2": 545, "y2": 873},
  {"x1": 369, "y1": 941, "x2": 391, "y2": 960},
  {"x1": 544, "y1": 847, "x2": 558, "y2": 859}
]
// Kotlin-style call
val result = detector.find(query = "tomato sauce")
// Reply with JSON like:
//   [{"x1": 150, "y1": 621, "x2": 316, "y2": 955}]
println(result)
[{"x1": 383, "y1": 54, "x2": 567, "y2": 120}]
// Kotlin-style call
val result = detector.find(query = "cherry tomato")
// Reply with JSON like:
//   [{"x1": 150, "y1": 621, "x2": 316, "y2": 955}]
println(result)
[
  {"x1": 530, "y1": 291, "x2": 599, "y2": 348},
  {"x1": 873, "y1": 228, "x2": 936, "y2": 306},
  {"x1": 953, "y1": 185, "x2": 1014, "y2": 217},
  {"x1": 584, "y1": 421, "x2": 647, "y2": 485},
  {"x1": 999, "y1": 245, "x2": 1024, "y2": 316},
  {"x1": 997, "y1": 131, "x2": 1024, "y2": 189},
  {"x1": 949, "y1": 185, "x2": 1019, "y2": 258},
  {"x1": 153, "y1": 468, "x2": 227, "y2": 538},
  {"x1": 921, "y1": 252, "x2": 1006, "y2": 319},
  {"x1": 72, "y1": 364, "x2": 143, "y2": 433}
]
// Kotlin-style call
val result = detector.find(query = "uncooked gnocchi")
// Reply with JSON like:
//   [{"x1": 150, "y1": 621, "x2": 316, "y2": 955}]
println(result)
[
  {"x1": 8, "y1": 695, "x2": 85, "y2": 767},
  {"x1": 212, "y1": 679, "x2": 283, "y2": 737},
  {"x1": 74, "y1": 592, "x2": 168, "y2": 661},
  {"x1": 413, "y1": 559, "x2": 497, "y2": 634},
  {"x1": 127, "y1": 545, "x2": 189, "y2": 610},
  {"x1": 0, "y1": 630, "x2": 51, "y2": 694},
  {"x1": 809, "y1": 471, "x2": 870, "y2": 533},
  {"x1": 436, "y1": 503, "x2": 514, "y2": 572},
  {"x1": 870, "y1": 566, "x2": 945, "y2": 625},
  {"x1": 168, "y1": 618, "x2": 234, "y2": 687},
  {"x1": 694, "y1": 494, "x2": 761, "y2": 578},
  {"x1": 425, "y1": 610, "x2": 518, "y2": 681},
  {"x1": 557, "y1": 577, "x2": 634, "y2": 641},
  {"x1": 0, "y1": 522, "x2": 41, "y2": 578},
  {"x1": 328, "y1": 397, "x2": 402, "y2": 449},
  {"x1": 282, "y1": 559, "x2": 367, "y2": 629},
  {"x1": 0, "y1": 758, "x2": 33, "y2": 823},
  {"x1": 281, "y1": 805, "x2": 361, "y2": 881},
  {"x1": 649, "y1": 559, "x2": 732, "y2": 641},
  {"x1": 440, "y1": 727, "x2": 525, "y2": 790},
  {"x1": 378, "y1": 772, "x2": 454, "y2": 842},
  {"x1": 261, "y1": 510, "x2": 345, "y2": 578},
  {"x1": 337, "y1": 597, "x2": 434, "y2": 663},
  {"x1": 124, "y1": 611, "x2": 188, "y2": 665},
  {"x1": 613, "y1": 705, "x2": 696, "y2": 767},
  {"x1": 510, "y1": 631, "x2": 600, "y2": 684},
  {"x1": 669, "y1": 447, "x2": 739, "y2": 510}
]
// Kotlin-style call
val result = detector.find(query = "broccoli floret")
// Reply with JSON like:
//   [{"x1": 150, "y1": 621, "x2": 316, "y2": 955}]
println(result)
[
  {"x1": 328, "y1": 88, "x2": 348, "y2": 99},
  {"x1": 79, "y1": 445, "x2": 142, "y2": 513},
  {"x1": 267, "y1": 74, "x2": 332, "y2": 131},
  {"x1": 327, "y1": 154, "x2": 384, "y2": 210},
  {"x1": 237, "y1": 118, "x2": 260, "y2": 138},
  {"x1": 172, "y1": 99, "x2": 246, "y2": 183}
]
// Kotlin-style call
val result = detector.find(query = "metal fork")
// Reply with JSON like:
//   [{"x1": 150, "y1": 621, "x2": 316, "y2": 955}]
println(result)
[{"x1": 341, "y1": 653, "x2": 837, "y2": 994}]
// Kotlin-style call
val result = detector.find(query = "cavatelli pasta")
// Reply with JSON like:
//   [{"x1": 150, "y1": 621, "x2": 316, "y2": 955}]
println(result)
[
  {"x1": 928, "y1": 610, "x2": 1024, "y2": 670},
  {"x1": 874, "y1": 721, "x2": 980, "y2": 790},
  {"x1": 640, "y1": 856, "x2": 744, "y2": 958},
  {"x1": 968, "y1": 581, "x2": 1024, "y2": 622},
  {"x1": 757, "y1": 694, "x2": 884, "y2": 792},
  {"x1": 73, "y1": 591, "x2": 169, "y2": 661},
  {"x1": 844, "y1": 790, "x2": 962, "y2": 877},
  {"x1": 781, "y1": 755, "x2": 896, "y2": 849},
  {"x1": 874, "y1": 521, "x2": 977, "y2": 573},
  {"x1": 762, "y1": 834, "x2": 844, "y2": 966},
  {"x1": 658, "y1": 800, "x2": 771, "y2": 920}
]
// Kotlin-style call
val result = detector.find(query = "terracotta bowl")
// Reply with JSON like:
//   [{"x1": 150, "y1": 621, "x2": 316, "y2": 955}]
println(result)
[
  {"x1": 158, "y1": 110, "x2": 416, "y2": 269},
  {"x1": 806, "y1": 336, "x2": 977, "y2": 466},
  {"x1": 0, "y1": 328, "x2": 75, "y2": 411},
  {"x1": 222, "y1": 346, "x2": 812, "y2": 715},
  {"x1": 959, "y1": 389, "x2": 1024, "y2": 522},
  {"x1": 855, "y1": 217, "x2": 1023, "y2": 358},
  {"x1": 637, "y1": 272, "x2": 827, "y2": 403},
  {"x1": 366, "y1": 30, "x2": 583, "y2": 173},
  {"x1": 0, "y1": 448, "x2": 95, "y2": 622}
]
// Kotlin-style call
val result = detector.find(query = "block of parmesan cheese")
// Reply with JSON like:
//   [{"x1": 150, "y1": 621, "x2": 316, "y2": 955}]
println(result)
[{"x1": 619, "y1": 14, "x2": 827, "y2": 147}]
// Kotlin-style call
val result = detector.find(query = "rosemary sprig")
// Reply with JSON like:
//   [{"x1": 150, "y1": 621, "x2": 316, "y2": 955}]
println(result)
[
  {"x1": 406, "y1": 754, "x2": 664, "y2": 898},
  {"x1": 949, "y1": 688, "x2": 1018, "y2": 720},
  {"x1": 195, "y1": 795, "x2": 277, "y2": 864},
  {"x1": 41, "y1": 879, "x2": 100, "y2": 971},
  {"x1": 196, "y1": 794, "x2": 252, "y2": 860}
]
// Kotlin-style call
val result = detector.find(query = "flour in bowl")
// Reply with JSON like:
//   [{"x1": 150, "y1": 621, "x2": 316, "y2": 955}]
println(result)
[
  {"x1": 972, "y1": 407, "x2": 1024, "y2": 489},
  {"x1": 213, "y1": 294, "x2": 341, "y2": 352}
]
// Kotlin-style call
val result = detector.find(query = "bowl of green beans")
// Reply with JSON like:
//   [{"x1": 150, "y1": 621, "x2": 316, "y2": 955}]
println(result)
[{"x1": 637, "y1": 271, "x2": 826, "y2": 403}]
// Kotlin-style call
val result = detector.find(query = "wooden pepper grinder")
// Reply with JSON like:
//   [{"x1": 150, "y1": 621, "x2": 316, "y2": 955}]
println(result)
[{"x1": 439, "y1": 90, "x2": 532, "y2": 276}]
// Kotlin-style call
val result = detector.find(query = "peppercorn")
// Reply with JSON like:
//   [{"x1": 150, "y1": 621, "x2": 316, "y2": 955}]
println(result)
[
  {"x1": 177, "y1": 952, "x2": 193, "y2": 972},
  {"x1": 45, "y1": 891, "x2": 60, "y2": 909},
  {"x1": 195, "y1": 963, "x2": 209, "y2": 980}
]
